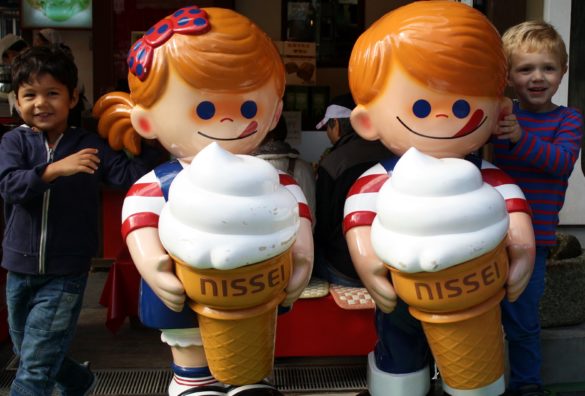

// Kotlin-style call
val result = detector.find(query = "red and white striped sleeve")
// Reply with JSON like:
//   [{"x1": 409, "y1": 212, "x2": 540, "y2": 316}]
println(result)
[
  {"x1": 480, "y1": 160, "x2": 532, "y2": 215},
  {"x1": 121, "y1": 171, "x2": 166, "y2": 240},
  {"x1": 343, "y1": 163, "x2": 390, "y2": 234},
  {"x1": 279, "y1": 170, "x2": 312, "y2": 223}
]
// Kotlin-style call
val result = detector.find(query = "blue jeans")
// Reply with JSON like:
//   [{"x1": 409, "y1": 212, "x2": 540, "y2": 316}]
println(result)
[
  {"x1": 374, "y1": 297, "x2": 432, "y2": 373},
  {"x1": 6, "y1": 272, "x2": 94, "y2": 396},
  {"x1": 501, "y1": 246, "x2": 548, "y2": 390}
]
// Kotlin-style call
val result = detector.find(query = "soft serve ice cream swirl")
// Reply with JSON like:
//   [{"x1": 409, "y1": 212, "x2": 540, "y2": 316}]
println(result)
[
  {"x1": 159, "y1": 142, "x2": 299, "y2": 270},
  {"x1": 371, "y1": 147, "x2": 509, "y2": 273}
]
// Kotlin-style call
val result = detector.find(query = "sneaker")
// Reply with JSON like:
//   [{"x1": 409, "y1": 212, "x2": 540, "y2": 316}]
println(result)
[
  {"x1": 178, "y1": 385, "x2": 227, "y2": 396},
  {"x1": 81, "y1": 361, "x2": 97, "y2": 396},
  {"x1": 226, "y1": 382, "x2": 284, "y2": 396}
]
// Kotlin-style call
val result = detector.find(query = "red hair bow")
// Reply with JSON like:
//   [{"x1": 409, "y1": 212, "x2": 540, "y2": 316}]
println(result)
[{"x1": 127, "y1": 6, "x2": 210, "y2": 81}]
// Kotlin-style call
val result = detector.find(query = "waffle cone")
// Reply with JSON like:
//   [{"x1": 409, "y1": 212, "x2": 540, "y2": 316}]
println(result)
[
  {"x1": 173, "y1": 250, "x2": 293, "y2": 385},
  {"x1": 174, "y1": 249, "x2": 292, "y2": 310},
  {"x1": 387, "y1": 239, "x2": 508, "y2": 313},
  {"x1": 386, "y1": 239, "x2": 509, "y2": 390},
  {"x1": 192, "y1": 292, "x2": 284, "y2": 385},
  {"x1": 410, "y1": 291, "x2": 505, "y2": 390}
]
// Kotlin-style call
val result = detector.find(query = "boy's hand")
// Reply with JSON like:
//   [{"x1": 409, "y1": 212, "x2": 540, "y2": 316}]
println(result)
[
  {"x1": 42, "y1": 148, "x2": 100, "y2": 182},
  {"x1": 495, "y1": 113, "x2": 522, "y2": 143}
]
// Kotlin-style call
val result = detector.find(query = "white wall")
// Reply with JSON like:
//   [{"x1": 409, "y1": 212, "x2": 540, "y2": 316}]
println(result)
[{"x1": 542, "y1": 0, "x2": 584, "y2": 225}]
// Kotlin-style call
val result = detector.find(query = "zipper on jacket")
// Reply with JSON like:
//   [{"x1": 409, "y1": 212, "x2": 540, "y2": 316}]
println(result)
[{"x1": 38, "y1": 133, "x2": 63, "y2": 274}]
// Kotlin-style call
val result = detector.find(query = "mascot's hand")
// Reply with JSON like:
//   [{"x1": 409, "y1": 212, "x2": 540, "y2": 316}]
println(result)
[
  {"x1": 283, "y1": 218, "x2": 314, "y2": 307},
  {"x1": 141, "y1": 253, "x2": 186, "y2": 312},
  {"x1": 346, "y1": 226, "x2": 397, "y2": 313},
  {"x1": 506, "y1": 212, "x2": 536, "y2": 302},
  {"x1": 506, "y1": 244, "x2": 534, "y2": 302},
  {"x1": 126, "y1": 227, "x2": 186, "y2": 312}
]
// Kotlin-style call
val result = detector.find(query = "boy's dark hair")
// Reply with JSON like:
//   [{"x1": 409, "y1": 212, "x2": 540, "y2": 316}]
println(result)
[{"x1": 11, "y1": 44, "x2": 78, "y2": 96}]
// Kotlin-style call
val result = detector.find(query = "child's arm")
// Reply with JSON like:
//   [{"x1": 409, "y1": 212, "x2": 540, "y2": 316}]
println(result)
[
  {"x1": 97, "y1": 138, "x2": 162, "y2": 189},
  {"x1": 41, "y1": 148, "x2": 100, "y2": 182},
  {"x1": 496, "y1": 109, "x2": 583, "y2": 177},
  {"x1": 0, "y1": 136, "x2": 99, "y2": 203},
  {"x1": 494, "y1": 113, "x2": 522, "y2": 143}
]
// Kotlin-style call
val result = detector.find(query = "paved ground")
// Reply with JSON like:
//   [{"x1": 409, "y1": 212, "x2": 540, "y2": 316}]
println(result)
[{"x1": 2, "y1": 269, "x2": 584, "y2": 395}]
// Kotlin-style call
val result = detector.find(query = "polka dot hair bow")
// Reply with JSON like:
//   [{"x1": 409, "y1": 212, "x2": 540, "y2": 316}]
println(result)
[{"x1": 127, "y1": 6, "x2": 210, "y2": 81}]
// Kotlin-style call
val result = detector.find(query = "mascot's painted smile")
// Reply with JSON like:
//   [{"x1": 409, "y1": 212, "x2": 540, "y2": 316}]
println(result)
[
  {"x1": 197, "y1": 121, "x2": 259, "y2": 141},
  {"x1": 397, "y1": 109, "x2": 486, "y2": 140}
]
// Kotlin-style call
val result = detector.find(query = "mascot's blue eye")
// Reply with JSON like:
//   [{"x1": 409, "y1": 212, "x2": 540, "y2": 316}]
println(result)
[
  {"x1": 412, "y1": 99, "x2": 431, "y2": 118},
  {"x1": 452, "y1": 100, "x2": 470, "y2": 119},
  {"x1": 196, "y1": 101, "x2": 215, "y2": 120},
  {"x1": 241, "y1": 101, "x2": 257, "y2": 119}
]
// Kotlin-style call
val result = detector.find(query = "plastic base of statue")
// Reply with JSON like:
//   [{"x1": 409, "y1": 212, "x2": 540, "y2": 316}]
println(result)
[
  {"x1": 443, "y1": 376, "x2": 505, "y2": 396},
  {"x1": 367, "y1": 353, "x2": 505, "y2": 396},
  {"x1": 367, "y1": 353, "x2": 430, "y2": 396}
]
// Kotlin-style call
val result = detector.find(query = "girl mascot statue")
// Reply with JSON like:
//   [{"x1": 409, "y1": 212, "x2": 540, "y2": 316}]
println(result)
[{"x1": 93, "y1": 6, "x2": 313, "y2": 396}]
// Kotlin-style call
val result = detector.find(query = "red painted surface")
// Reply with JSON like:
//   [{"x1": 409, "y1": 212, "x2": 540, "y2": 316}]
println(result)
[{"x1": 100, "y1": 247, "x2": 377, "y2": 356}]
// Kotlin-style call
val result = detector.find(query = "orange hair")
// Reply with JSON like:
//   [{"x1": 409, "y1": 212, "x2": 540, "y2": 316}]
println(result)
[
  {"x1": 349, "y1": 1, "x2": 506, "y2": 106},
  {"x1": 93, "y1": 7, "x2": 284, "y2": 155}
]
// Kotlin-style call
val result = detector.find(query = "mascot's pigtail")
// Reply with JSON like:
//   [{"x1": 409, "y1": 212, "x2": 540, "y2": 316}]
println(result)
[{"x1": 92, "y1": 92, "x2": 142, "y2": 156}]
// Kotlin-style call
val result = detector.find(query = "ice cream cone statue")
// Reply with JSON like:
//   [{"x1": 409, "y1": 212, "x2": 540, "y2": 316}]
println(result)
[
  {"x1": 92, "y1": 6, "x2": 313, "y2": 396},
  {"x1": 159, "y1": 143, "x2": 298, "y2": 385},
  {"x1": 372, "y1": 147, "x2": 510, "y2": 393},
  {"x1": 343, "y1": 2, "x2": 536, "y2": 396}
]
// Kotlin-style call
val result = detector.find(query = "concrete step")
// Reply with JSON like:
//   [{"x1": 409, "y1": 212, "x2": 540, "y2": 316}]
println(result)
[{"x1": 542, "y1": 322, "x2": 585, "y2": 385}]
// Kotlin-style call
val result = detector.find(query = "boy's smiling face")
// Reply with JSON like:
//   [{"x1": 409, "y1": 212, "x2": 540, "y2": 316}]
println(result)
[
  {"x1": 16, "y1": 73, "x2": 78, "y2": 138},
  {"x1": 507, "y1": 49, "x2": 566, "y2": 113},
  {"x1": 351, "y1": 64, "x2": 502, "y2": 159}
]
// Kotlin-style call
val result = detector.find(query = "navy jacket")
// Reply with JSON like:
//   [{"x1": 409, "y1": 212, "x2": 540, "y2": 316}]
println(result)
[
  {"x1": 314, "y1": 133, "x2": 391, "y2": 280},
  {"x1": 0, "y1": 125, "x2": 158, "y2": 275}
]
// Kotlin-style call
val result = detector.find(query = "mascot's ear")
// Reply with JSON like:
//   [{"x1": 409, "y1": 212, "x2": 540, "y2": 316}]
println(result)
[
  {"x1": 351, "y1": 105, "x2": 379, "y2": 141},
  {"x1": 500, "y1": 97, "x2": 513, "y2": 120},
  {"x1": 269, "y1": 100, "x2": 284, "y2": 131},
  {"x1": 130, "y1": 105, "x2": 158, "y2": 140}
]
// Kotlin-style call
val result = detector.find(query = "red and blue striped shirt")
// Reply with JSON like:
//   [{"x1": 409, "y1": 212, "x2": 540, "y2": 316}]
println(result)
[{"x1": 492, "y1": 103, "x2": 583, "y2": 246}]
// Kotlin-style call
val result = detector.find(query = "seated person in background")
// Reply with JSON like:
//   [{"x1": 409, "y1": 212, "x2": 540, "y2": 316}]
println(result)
[
  {"x1": 0, "y1": 34, "x2": 28, "y2": 66},
  {"x1": 252, "y1": 116, "x2": 316, "y2": 222},
  {"x1": 313, "y1": 94, "x2": 391, "y2": 286}
]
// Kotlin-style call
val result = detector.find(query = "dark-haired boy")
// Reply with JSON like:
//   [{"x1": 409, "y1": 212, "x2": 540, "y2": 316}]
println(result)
[{"x1": 0, "y1": 45, "x2": 157, "y2": 396}]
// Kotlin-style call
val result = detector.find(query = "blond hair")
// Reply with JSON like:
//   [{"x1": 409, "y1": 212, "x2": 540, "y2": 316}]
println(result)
[
  {"x1": 349, "y1": 1, "x2": 506, "y2": 106},
  {"x1": 502, "y1": 21, "x2": 568, "y2": 70},
  {"x1": 93, "y1": 7, "x2": 284, "y2": 155}
]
